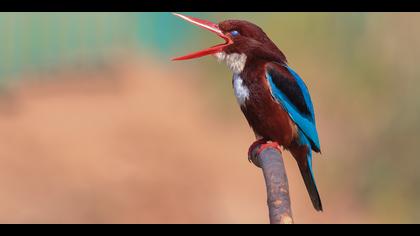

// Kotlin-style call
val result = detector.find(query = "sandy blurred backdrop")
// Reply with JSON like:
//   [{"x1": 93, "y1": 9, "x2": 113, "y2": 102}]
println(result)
[{"x1": 0, "y1": 12, "x2": 419, "y2": 223}]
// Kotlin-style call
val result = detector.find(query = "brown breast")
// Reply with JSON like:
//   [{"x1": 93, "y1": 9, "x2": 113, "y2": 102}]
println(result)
[{"x1": 239, "y1": 73, "x2": 297, "y2": 148}]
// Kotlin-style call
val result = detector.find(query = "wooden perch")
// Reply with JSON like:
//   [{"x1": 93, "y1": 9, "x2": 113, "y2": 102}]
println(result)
[{"x1": 250, "y1": 145, "x2": 294, "y2": 224}]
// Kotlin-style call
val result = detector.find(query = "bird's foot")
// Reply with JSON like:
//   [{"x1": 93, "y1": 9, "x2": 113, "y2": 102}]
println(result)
[
  {"x1": 248, "y1": 140, "x2": 281, "y2": 167},
  {"x1": 257, "y1": 141, "x2": 281, "y2": 156},
  {"x1": 248, "y1": 139, "x2": 267, "y2": 163}
]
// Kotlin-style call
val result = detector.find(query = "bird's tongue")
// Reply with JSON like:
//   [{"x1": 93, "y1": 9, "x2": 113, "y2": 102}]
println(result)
[{"x1": 172, "y1": 13, "x2": 232, "y2": 61}]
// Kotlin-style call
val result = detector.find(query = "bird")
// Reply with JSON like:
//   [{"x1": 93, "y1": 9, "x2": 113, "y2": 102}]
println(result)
[{"x1": 172, "y1": 13, "x2": 323, "y2": 212}]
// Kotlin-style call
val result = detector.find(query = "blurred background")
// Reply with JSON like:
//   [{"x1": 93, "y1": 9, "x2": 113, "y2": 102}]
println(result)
[{"x1": 0, "y1": 12, "x2": 419, "y2": 223}]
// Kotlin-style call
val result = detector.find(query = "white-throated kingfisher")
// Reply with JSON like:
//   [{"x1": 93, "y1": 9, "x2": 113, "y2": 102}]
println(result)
[{"x1": 172, "y1": 13, "x2": 323, "y2": 212}]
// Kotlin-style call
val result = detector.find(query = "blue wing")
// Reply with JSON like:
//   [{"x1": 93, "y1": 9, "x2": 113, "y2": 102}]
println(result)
[{"x1": 265, "y1": 62, "x2": 321, "y2": 152}]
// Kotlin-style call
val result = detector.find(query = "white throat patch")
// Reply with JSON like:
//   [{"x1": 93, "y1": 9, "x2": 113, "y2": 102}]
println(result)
[
  {"x1": 215, "y1": 52, "x2": 247, "y2": 74},
  {"x1": 232, "y1": 74, "x2": 249, "y2": 105}
]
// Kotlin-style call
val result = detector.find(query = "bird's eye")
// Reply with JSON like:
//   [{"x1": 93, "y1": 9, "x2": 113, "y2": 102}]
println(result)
[{"x1": 230, "y1": 30, "x2": 240, "y2": 37}]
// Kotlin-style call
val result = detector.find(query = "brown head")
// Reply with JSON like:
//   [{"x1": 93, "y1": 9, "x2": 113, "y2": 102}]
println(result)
[{"x1": 172, "y1": 13, "x2": 287, "y2": 73}]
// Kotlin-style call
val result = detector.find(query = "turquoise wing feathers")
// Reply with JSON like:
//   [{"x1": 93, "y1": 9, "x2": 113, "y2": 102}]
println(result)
[{"x1": 265, "y1": 63, "x2": 321, "y2": 152}]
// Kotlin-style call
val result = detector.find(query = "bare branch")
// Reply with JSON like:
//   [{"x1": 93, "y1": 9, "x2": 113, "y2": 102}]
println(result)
[{"x1": 250, "y1": 146, "x2": 294, "y2": 224}]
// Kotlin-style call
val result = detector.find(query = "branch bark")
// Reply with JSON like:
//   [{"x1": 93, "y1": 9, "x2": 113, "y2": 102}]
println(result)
[{"x1": 250, "y1": 146, "x2": 294, "y2": 224}]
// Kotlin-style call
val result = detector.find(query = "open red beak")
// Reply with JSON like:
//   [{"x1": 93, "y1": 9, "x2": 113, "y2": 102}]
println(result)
[{"x1": 172, "y1": 13, "x2": 233, "y2": 61}]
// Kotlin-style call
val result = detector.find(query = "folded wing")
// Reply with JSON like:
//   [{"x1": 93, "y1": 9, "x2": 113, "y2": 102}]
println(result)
[{"x1": 265, "y1": 62, "x2": 320, "y2": 152}]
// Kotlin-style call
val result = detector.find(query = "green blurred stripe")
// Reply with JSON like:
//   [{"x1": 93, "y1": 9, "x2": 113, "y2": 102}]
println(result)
[{"x1": 0, "y1": 13, "x2": 144, "y2": 79}]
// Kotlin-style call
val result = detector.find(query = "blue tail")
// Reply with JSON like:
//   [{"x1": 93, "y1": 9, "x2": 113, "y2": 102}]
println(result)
[
  {"x1": 294, "y1": 131, "x2": 323, "y2": 211},
  {"x1": 297, "y1": 151, "x2": 323, "y2": 211}
]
